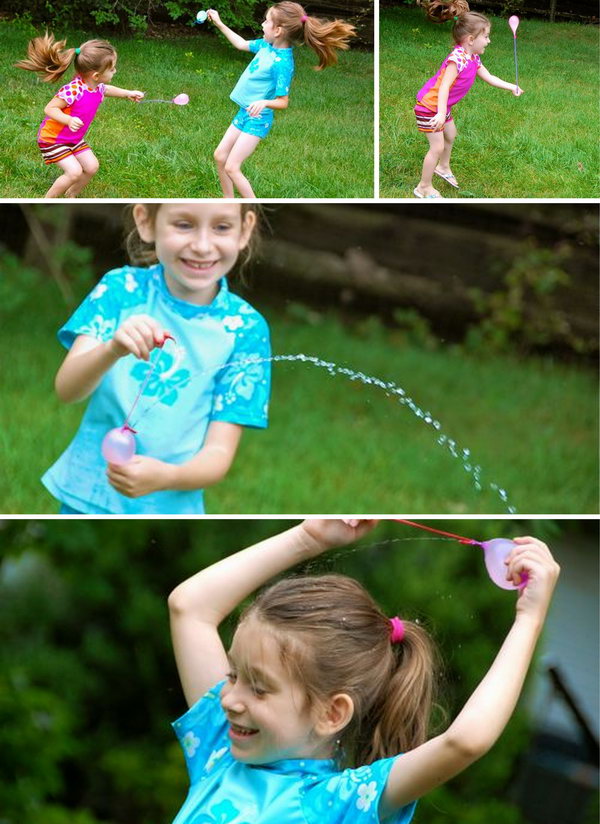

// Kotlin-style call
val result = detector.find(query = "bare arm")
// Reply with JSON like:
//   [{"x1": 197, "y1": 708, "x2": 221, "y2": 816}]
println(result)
[
  {"x1": 207, "y1": 9, "x2": 251, "y2": 51},
  {"x1": 44, "y1": 96, "x2": 83, "y2": 131},
  {"x1": 168, "y1": 519, "x2": 378, "y2": 707},
  {"x1": 380, "y1": 537, "x2": 559, "y2": 817},
  {"x1": 103, "y1": 85, "x2": 145, "y2": 100},
  {"x1": 56, "y1": 335, "x2": 122, "y2": 403},
  {"x1": 477, "y1": 65, "x2": 522, "y2": 94},
  {"x1": 55, "y1": 314, "x2": 168, "y2": 403},
  {"x1": 428, "y1": 62, "x2": 458, "y2": 129}
]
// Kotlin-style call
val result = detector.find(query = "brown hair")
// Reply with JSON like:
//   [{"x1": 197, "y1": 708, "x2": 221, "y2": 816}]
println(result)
[
  {"x1": 269, "y1": 2, "x2": 356, "y2": 70},
  {"x1": 123, "y1": 204, "x2": 261, "y2": 276},
  {"x1": 241, "y1": 574, "x2": 438, "y2": 766},
  {"x1": 417, "y1": 1, "x2": 490, "y2": 42},
  {"x1": 16, "y1": 31, "x2": 117, "y2": 83}
]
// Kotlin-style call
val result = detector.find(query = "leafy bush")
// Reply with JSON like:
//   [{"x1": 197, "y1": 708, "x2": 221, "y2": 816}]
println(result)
[{"x1": 3, "y1": 0, "x2": 264, "y2": 34}]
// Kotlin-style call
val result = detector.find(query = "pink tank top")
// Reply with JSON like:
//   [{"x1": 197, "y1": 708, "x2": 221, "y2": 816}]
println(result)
[
  {"x1": 417, "y1": 46, "x2": 482, "y2": 112},
  {"x1": 38, "y1": 76, "x2": 106, "y2": 145}
]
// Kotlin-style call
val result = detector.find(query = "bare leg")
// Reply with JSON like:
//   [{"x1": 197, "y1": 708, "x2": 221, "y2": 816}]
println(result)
[
  {"x1": 214, "y1": 125, "x2": 245, "y2": 198},
  {"x1": 44, "y1": 155, "x2": 85, "y2": 199},
  {"x1": 415, "y1": 130, "x2": 445, "y2": 197},
  {"x1": 435, "y1": 120, "x2": 458, "y2": 185},
  {"x1": 64, "y1": 150, "x2": 100, "y2": 197},
  {"x1": 223, "y1": 132, "x2": 262, "y2": 199}
]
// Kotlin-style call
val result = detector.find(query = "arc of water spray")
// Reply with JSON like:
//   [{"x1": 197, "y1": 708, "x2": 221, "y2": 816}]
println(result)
[{"x1": 129, "y1": 353, "x2": 517, "y2": 513}]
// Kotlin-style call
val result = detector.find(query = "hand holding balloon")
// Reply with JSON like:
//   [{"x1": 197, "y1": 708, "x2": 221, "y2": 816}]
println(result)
[
  {"x1": 109, "y1": 314, "x2": 172, "y2": 361},
  {"x1": 106, "y1": 454, "x2": 175, "y2": 497},
  {"x1": 506, "y1": 537, "x2": 560, "y2": 620}
]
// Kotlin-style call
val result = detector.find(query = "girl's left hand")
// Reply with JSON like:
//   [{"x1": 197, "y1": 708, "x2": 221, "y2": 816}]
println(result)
[
  {"x1": 512, "y1": 85, "x2": 524, "y2": 96},
  {"x1": 505, "y1": 536, "x2": 560, "y2": 620},
  {"x1": 246, "y1": 100, "x2": 267, "y2": 117},
  {"x1": 127, "y1": 90, "x2": 145, "y2": 102},
  {"x1": 107, "y1": 455, "x2": 174, "y2": 497}
]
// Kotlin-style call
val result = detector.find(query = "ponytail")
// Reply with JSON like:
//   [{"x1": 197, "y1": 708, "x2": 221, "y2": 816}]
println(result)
[
  {"x1": 417, "y1": 0, "x2": 470, "y2": 23},
  {"x1": 354, "y1": 620, "x2": 438, "y2": 764},
  {"x1": 270, "y1": 2, "x2": 356, "y2": 70},
  {"x1": 15, "y1": 31, "x2": 75, "y2": 83},
  {"x1": 16, "y1": 32, "x2": 117, "y2": 82}
]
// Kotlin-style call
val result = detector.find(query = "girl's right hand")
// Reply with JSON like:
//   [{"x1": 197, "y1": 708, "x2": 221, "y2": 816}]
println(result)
[
  {"x1": 506, "y1": 536, "x2": 560, "y2": 621},
  {"x1": 512, "y1": 85, "x2": 524, "y2": 96},
  {"x1": 68, "y1": 116, "x2": 84, "y2": 132},
  {"x1": 300, "y1": 519, "x2": 379, "y2": 554},
  {"x1": 109, "y1": 314, "x2": 170, "y2": 361},
  {"x1": 207, "y1": 9, "x2": 221, "y2": 24}
]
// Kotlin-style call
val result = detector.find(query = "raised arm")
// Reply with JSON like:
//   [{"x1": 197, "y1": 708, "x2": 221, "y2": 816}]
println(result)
[
  {"x1": 207, "y1": 9, "x2": 251, "y2": 51},
  {"x1": 168, "y1": 519, "x2": 378, "y2": 707},
  {"x1": 380, "y1": 537, "x2": 559, "y2": 817}
]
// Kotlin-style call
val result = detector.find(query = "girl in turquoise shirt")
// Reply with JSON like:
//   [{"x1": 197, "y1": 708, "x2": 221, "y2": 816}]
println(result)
[
  {"x1": 43, "y1": 202, "x2": 270, "y2": 514},
  {"x1": 207, "y1": 2, "x2": 356, "y2": 198},
  {"x1": 169, "y1": 519, "x2": 559, "y2": 823}
]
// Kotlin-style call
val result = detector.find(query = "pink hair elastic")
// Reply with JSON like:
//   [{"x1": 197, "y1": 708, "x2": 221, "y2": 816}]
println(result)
[
  {"x1": 389, "y1": 617, "x2": 405, "y2": 644},
  {"x1": 300, "y1": 14, "x2": 308, "y2": 21}
]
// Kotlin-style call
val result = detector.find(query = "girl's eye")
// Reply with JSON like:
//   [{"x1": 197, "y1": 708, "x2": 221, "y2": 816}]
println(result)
[
  {"x1": 252, "y1": 686, "x2": 267, "y2": 697},
  {"x1": 175, "y1": 221, "x2": 193, "y2": 230},
  {"x1": 215, "y1": 223, "x2": 233, "y2": 233},
  {"x1": 226, "y1": 671, "x2": 237, "y2": 683}
]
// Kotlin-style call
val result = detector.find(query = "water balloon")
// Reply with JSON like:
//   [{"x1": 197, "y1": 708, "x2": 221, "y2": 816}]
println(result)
[
  {"x1": 140, "y1": 94, "x2": 190, "y2": 105},
  {"x1": 393, "y1": 520, "x2": 527, "y2": 590},
  {"x1": 196, "y1": 9, "x2": 208, "y2": 23},
  {"x1": 508, "y1": 15, "x2": 520, "y2": 91},
  {"x1": 101, "y1": 332, "x2": 178, "y2": 464},
  {"x1": 101, "y1": 425, "x2": 137, "y2": 464}
]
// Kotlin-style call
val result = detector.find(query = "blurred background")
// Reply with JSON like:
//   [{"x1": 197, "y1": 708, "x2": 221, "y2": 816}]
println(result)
[
  {"x1": 0, "y1": 517, "x2": 598, "y2": 824},
  {"x1": 1, "y1": 202, "x2": 598, "y2": 514}
]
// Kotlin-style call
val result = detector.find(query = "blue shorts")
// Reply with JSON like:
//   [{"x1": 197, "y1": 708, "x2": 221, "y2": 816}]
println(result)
[{"x1": 232, "y1": 106, "x2": 274, "y2": 138}]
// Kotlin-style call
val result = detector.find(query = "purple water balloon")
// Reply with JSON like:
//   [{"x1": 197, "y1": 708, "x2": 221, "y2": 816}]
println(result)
[
  {"x1": 101, "y1": 425, "x2": 137, "y2": 464},
  {"x1": 478, "y1": 538, "x2": 527, "y2": 590}
]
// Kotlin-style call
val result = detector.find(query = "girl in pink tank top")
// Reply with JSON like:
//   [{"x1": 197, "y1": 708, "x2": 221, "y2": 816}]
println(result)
[
  {"x1": 17, "y1": 33, "x2": 145, "y2": 198},
  {"x1": 412, "y1": 3, "x2": 523, "y2": 199}
]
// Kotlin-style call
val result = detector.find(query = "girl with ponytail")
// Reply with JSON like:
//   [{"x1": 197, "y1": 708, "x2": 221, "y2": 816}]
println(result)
[
  {"x1": 412, "y1": 0, "x2": 523, "y2": 199},
  {"x1": 168, "y1": 518, "x2": 559, "y2": 823},
  {"x1": 206, "y1": 3, "x2": 356, "y2": 198},
  {"x1": 16, "y1": 33, "x2": 144, "y2": 198}
]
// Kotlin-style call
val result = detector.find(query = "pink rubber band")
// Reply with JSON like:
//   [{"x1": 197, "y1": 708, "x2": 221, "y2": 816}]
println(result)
[
  {"x1": 389, "y1": 616, "x2": 405, "y2": 644},
  {"x1": 301, "y1": 14, "x2": 308, "y2": 21}
]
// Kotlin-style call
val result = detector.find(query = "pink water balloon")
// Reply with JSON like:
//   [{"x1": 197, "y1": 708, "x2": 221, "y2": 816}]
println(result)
[
  {"x1": 101, "y1": 425, "x2": 137, "y2": 465},
  {"x1": 173, "y1": 93, "x2": 189, "y2": 105},
  {"x1": 101, "y1": 332, "x2": 177, "y2": 464},
  {"x1": 508, "y1": 16, "x2": 520, "y2": 91},
  {"x1": 393, "y1": 520, "x2": 527, "y2": 590}
]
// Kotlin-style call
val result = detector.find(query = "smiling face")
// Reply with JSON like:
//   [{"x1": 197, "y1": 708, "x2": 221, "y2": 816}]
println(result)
[
  {"x1": 470, "y1": 26, "x2": 491, "y2": 54},
  {"x1": 221, "y1": 619, "x2": 332, "y2": 765},
  {"x1": 133, "y1": 203, "x2": 255, "y2": 305}
]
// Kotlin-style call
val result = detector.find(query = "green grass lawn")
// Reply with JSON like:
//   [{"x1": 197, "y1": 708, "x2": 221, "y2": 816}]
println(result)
[
  {"x1": 1, "y1": 19, "x2": 373, "y2": 198},
  {"x1": 2, "y1": 282, "x2": 597, "y2": 515},
  {"x1": 380, "y1": 8, "x2": 599, "y2": 198}
]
